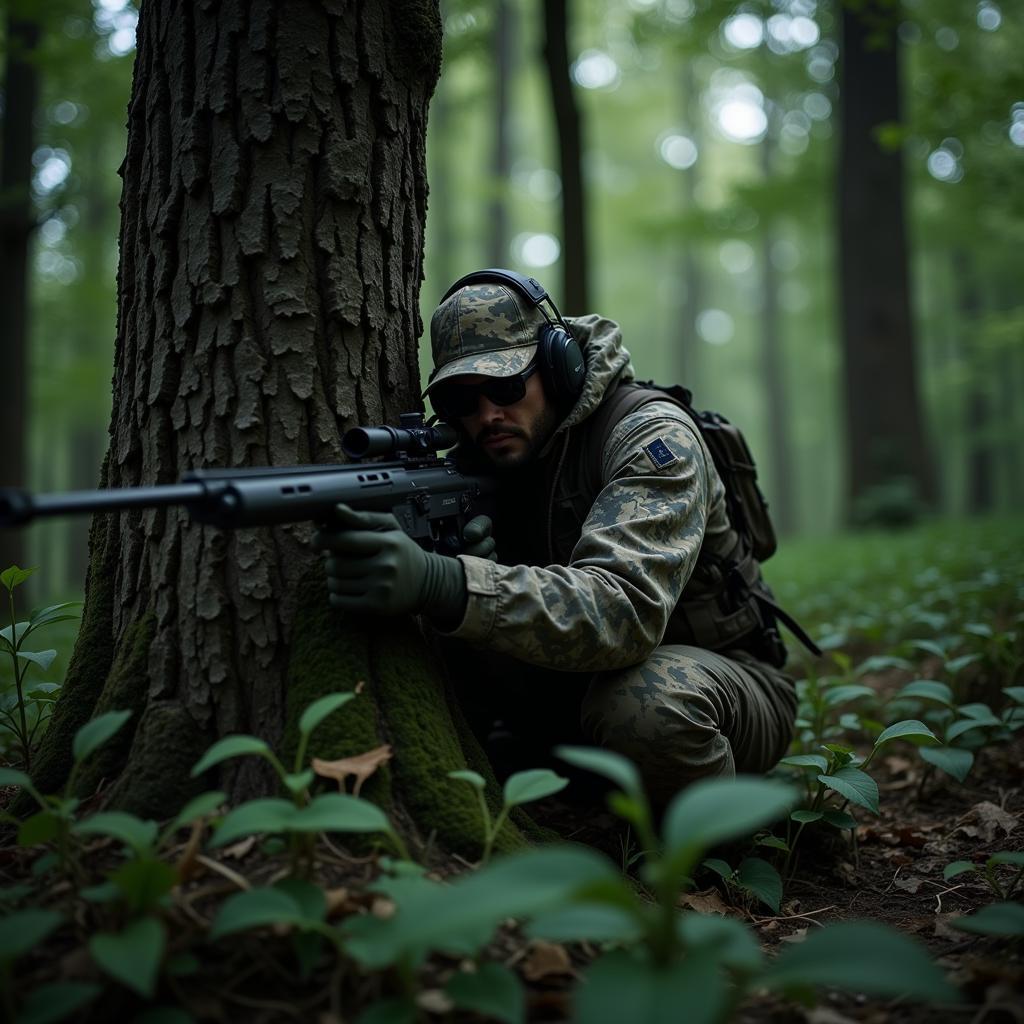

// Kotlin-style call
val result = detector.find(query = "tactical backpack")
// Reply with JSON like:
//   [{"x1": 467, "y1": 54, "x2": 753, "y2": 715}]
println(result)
[{"x1": 579, "y1": 380, "x2": 821, "y2": 666}]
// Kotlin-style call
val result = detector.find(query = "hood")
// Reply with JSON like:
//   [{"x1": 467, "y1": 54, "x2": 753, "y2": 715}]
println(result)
[{"x1": 548, "y1": 313, "x2": 635, "y2": 439}]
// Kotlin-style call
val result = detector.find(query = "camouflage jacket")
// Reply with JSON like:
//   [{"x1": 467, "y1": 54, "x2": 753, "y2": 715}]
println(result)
[{"x1": 446, "y1": 314, "x2": 744, "y2": 672}]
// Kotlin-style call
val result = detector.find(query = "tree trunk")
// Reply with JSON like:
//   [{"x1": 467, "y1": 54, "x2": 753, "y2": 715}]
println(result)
[
  {"x1": 758, "y1": 137, "x2": 794, "y2": 535},
  {"x1": 29, "y1": 0, "x2": 517, "y2": 856},
  {"x1": 487, "y1": 0, "x2": 513, "y2": 267},
  {"x1": 837, "y1": 2, "x2": 935, "y2": 518},
  {"x1": 0, "y1": 13, "x2": 39, "y2": 575},
  {"x1": 676, "y1": 62, "x2": 703, "y2": 395},
  {"x1": 542, "y1": 0, "x2": 589, "y2": 312}
]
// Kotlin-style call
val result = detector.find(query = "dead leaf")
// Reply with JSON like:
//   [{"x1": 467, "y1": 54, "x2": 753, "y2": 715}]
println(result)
[
  {"x1": 971, "y1": 802, "x2": 1019, "y2": 842},
  {"x1": 884, "y1": 755, "x2": 913, "y2": 774},
  {"x1": 174, "y1": 819, "x2": 205, "y2": 884},
  {"x1": 521, "y1": 940, "x2": 574, "y2": 981},
  {"x1": 354, "y1": 680, "x2": 366, "y2": 694},
  {"x1": 221, "y1": 835, "x2": 257, "y2": 860},
  {"x1": 781, "y1": 927, "x2": 808, "y2": 944},
  {"x1": 893, "y1": 875, "x2": 924, "y2": 894},
  {"x1": 679, "y1": 888, "x2": 729, "y2": 916},
  {"x1": 324, "y1": 887, "x2": 355, "y2": 919},
  {"x1": 933, "y1": 913, "x2": 963, "y2": 942},
  {"x1": 371, "y1": 897, "x2": 396, "y2": 920},
  {"x1": 313, "y1": 745, "x2": 393, "y2": 796},
  {"x1": 416, "y1": 990, "x2": 454, "y2": 1014},
  {"x1": 805, "y1": 1008, "x2": 860, "y2": 1024}
]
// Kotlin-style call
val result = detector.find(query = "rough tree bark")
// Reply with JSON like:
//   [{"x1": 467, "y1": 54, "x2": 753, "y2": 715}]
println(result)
[
  {"x1": 542, "y1": 0, "x2": 589, "y2": 312},
  {"x1": 837, "y1": 1, "x2": 935, "y2": 518},
  {"x1": 29, "y1": 0, "x2": 521, "y2": 855},
  {"x1": 0, "y1": 11, "x2": 39, "y2": 575}
]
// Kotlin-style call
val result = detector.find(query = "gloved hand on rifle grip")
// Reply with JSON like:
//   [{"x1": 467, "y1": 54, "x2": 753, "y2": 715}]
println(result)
[
  {"x1": 462, "y1": 515, "x2": 497, "y2": 561},
  {"x1": 313, "y1": 504, "x2": 468, "y2": 628}
]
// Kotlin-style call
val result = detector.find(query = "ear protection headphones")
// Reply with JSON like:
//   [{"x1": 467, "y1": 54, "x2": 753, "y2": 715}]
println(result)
[{"x1": 440, "y1": 268, "x2": 587, "y2": 410}]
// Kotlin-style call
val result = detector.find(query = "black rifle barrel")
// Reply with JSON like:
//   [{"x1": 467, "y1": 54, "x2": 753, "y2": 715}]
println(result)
[{"x1": 0, "y1": 483, "x2": 208, "y2": 527}]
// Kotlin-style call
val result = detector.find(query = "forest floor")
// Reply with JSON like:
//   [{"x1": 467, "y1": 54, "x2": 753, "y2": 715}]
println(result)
[{"x1": 2, "y1": 517, "x2": 1022, "y2": 1023}]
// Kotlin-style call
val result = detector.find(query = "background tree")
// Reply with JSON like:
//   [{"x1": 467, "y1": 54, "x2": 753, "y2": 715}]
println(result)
[
  {"x1": 0, "y1": 5, "x2": 39, "y2": 574},
  {"x1": 837, "y1": 0, "x2": 935, "y2": 519},
  {"x1": 28, "y1": 0, "x2": 516, "y2": 855}
]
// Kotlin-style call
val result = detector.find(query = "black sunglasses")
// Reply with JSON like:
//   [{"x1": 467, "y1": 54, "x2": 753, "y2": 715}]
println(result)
[{"x1": 433, "y1": 361, "x2": 539, "y2": 419}]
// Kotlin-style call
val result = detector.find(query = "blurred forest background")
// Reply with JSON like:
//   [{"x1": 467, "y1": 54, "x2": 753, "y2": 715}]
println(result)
[{"x1": 2, "y1": 0, "x2": 1022, "y2": 602}]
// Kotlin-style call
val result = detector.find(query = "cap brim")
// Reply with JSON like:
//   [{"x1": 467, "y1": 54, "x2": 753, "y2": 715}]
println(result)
[{"x1": 422, "y1": 343, "x2": 537, "y2": 398}]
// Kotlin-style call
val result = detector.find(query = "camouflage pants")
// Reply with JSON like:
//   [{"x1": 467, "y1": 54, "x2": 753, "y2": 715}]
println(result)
[
  {"x1": 581, "y1": 645, "x2": 798, "y2": 806},
  {"x1": 438, "y1": 635, "x2": 797, "y2": 806}
]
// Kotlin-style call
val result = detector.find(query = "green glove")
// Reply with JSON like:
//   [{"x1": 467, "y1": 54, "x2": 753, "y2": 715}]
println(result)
[
  {"x1": 462, "y1": 515, "x2": 497, "y2": 561},
  {"x1": 314, "y1": 505, "x2": 467, "y2": 627}
]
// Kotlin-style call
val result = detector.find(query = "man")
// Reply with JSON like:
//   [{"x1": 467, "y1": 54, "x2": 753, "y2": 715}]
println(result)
[{"x1": 316, "y1": 269, "x2": 797, "y2": 805}]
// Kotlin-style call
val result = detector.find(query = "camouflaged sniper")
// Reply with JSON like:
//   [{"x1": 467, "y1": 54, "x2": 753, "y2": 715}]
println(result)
[{"x1": 423, "y1": 282, "x2": 549, "y2": 394}]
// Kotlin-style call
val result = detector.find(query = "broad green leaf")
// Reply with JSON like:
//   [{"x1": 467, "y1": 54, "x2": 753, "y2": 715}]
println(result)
[
  {"x1": 822, "y1": 810, "x2": 858, "y2": 830},
  {"x1": 209, "y1": 798, "x2": 297, "y2": 847},
  {"x1": 909, "y1": 639, "x2": 947, "y2": 660},
  {"x1": 80, "y1": 882, "x2": 121, "y2": 904},
  {"x1": 26, "y1": 683, "x2": 61, "y2": 700},
  {"x1": 446, "y1": 962, "x2": 524, "y2": 1024},
  {"x1": 893, "y1": 680, "x2": 954, "y2": 707},
  {"x1": 1003, "y1": 687, "x2": 1024, "y2": 706},
  {"x1": 942, "y1": 861, "x2": 976, "y2": 881},
  {"x1": 663, "y1": 777, "x2": 797, "y2": 855},
  {"x1": 526, "y1": 905, "x2": 641, "y2": 945},
  {"x1": 298, "y1": 692, "x2": 355, "y2": 737},
  {"x1": 0, "y1": 767, "x2": 32, "y2": 789},
  {"x1": 963, "y1": 622, "x2": 993, "y2": 639},
  {"x1": 344, "y1": 845, "x2": 616, "y2": 968},
  {"x1": 72, "y1": 709, "x2": 132, "y2": 763},
  {"x1": 16, "y1": 649, "x2": 57, "y2": 672},
  {"x1": 275, "y1": 878, "x2": 327, "y2": 922},
  {"x1": 447, "y1": 769, "x2": 486, "y2": 790},
  {"x1": 950, "y1": 902, "x2": 1024, "y2": 937},
  {"x1": 957, "y1": 703, "x2": 1000, "y2": 723},
  {"x1": 162, "y1": 791, "x2": 227, "y2": 837},
  {"x1": 283, "y1": 769, "x2": 315, "y2": 796},
  {"x1": 288, "y1": 793, "x2": 393, "y2": 835},
  {"x1": 677, "y1": 913, "x2": 763, "y2": 972},
  {"x1": 873, "y1": 720, "x2": 937, "y2": 748},
  {"x1": 824, "y1": 684, "x2": 876, "y2": 707},
  {"x1": 945, "y1": 718, "x2": 993, "y2": 742},
  {"x1": 208, "y1": 887, "x2": 308, "y2": 940},
  {"x1": 702, "y1": 858, "x2": 734, "y2": 880},
  {"x1": 15, "y1": 981, "x2": 100, "y2": 1024},
  {"x1": 555, "y1": 745, "x2": 643, "y2": 800},
  {"x1": 762, "y1": 921, "x2": 958, "y2": 1000},
  {"x1": 356, "y1": 999, "x2": 416, "y2": 1024},
  {"x1": 791, "y1": 810, "x2": 824, "y2": 824},
  {"x1": 988, "y1": 851, "x2": 1024, "y2": 868},
  {"x1": 757, "y1": 835, "x2": 790, "y2": 852},
  {"x1": 919, "y1": 745, "x2": 973, "y2": 782},
  {"x1": 111, "y1": 859, "x2": 177, "y2": 913},
  {"x1": 190, "y1": 735, "x2": 272, "y2": 777},
  {"x1": 778, "y1": 754, "x2": 829, "y2": 772},
  {"x1": 816, "y1": 769, "x2": 879, "y2": 815},
  {"x1": 18, "y1": 811, "x2": 59, "y2": 847},
  {"x1": 0, "y1": 565, "x2": 36, "y2": 590},
  {"x1": 0, "y1": 908, "x2": 61, "y2": 960},
  {"x1": 854, "y1": 654, "x2": 913, "y2": 675},
  {"x1": 74, "y1": 812, "x2": 158, "y2": 854},
  {"x1": 737, "y1": 857, "x2": 783, "y2": 913},
  {"x1": 574, "y1": 949, "x2": 727, "y2": 1024},
  {"x1": 0, "y1": 621, "x2": 28, "y2": 649},
  {"x1": 0, "y1": 884, "x2": 32, "y2": 906},
  {"x1": 502, "y1": 768, "x2": 568, "y2": 807},
  {"x1": 28, "y1": 601, "x2": 82, "y2": 626},
  {"x1": 945, "y1": 654, "x2": 981, "y2": 676},
  {"x1": 89, "y1": 917, "x2": 166, "y2": 997}
]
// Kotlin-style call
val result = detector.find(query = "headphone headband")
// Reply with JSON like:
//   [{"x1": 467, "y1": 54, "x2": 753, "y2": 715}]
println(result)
[{"x1": 441, "y1": 267, "x2": 549, "y2": 306}]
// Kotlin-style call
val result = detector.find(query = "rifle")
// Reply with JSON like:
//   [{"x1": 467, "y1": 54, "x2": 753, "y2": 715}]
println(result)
[{"x1": 0, "y1": 414, "x2": 494, "y2": 556}]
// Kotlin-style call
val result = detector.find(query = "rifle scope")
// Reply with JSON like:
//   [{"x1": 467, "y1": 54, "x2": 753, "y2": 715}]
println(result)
[{"x1": 342, "y1": 415, "x2": 458, "y2": 460}]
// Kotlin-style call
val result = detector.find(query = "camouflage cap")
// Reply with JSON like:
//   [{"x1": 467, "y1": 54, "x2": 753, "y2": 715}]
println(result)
[{"x1": 422, "y1": 282, "x2": 547, "y2": 397}]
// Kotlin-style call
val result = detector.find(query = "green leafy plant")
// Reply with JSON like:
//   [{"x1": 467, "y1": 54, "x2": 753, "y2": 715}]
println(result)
[
  {"x1": 0, "y1": 565, "x2": 81, "y2": 768},
  {"x1": 944, "y1": 851, "x2": 1024, "y2": 901},
  {"x1": 447, "y1": 766, "x2": 568, "y2": 864},
  {"x1": 702, "y1": 856, "x2": 783, "y2": 914}
]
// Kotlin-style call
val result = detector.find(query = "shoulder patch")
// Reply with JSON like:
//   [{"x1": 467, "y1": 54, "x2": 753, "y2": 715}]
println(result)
[{"x1": 642, "y1": 437, "x2": 678, "y2": 469}]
